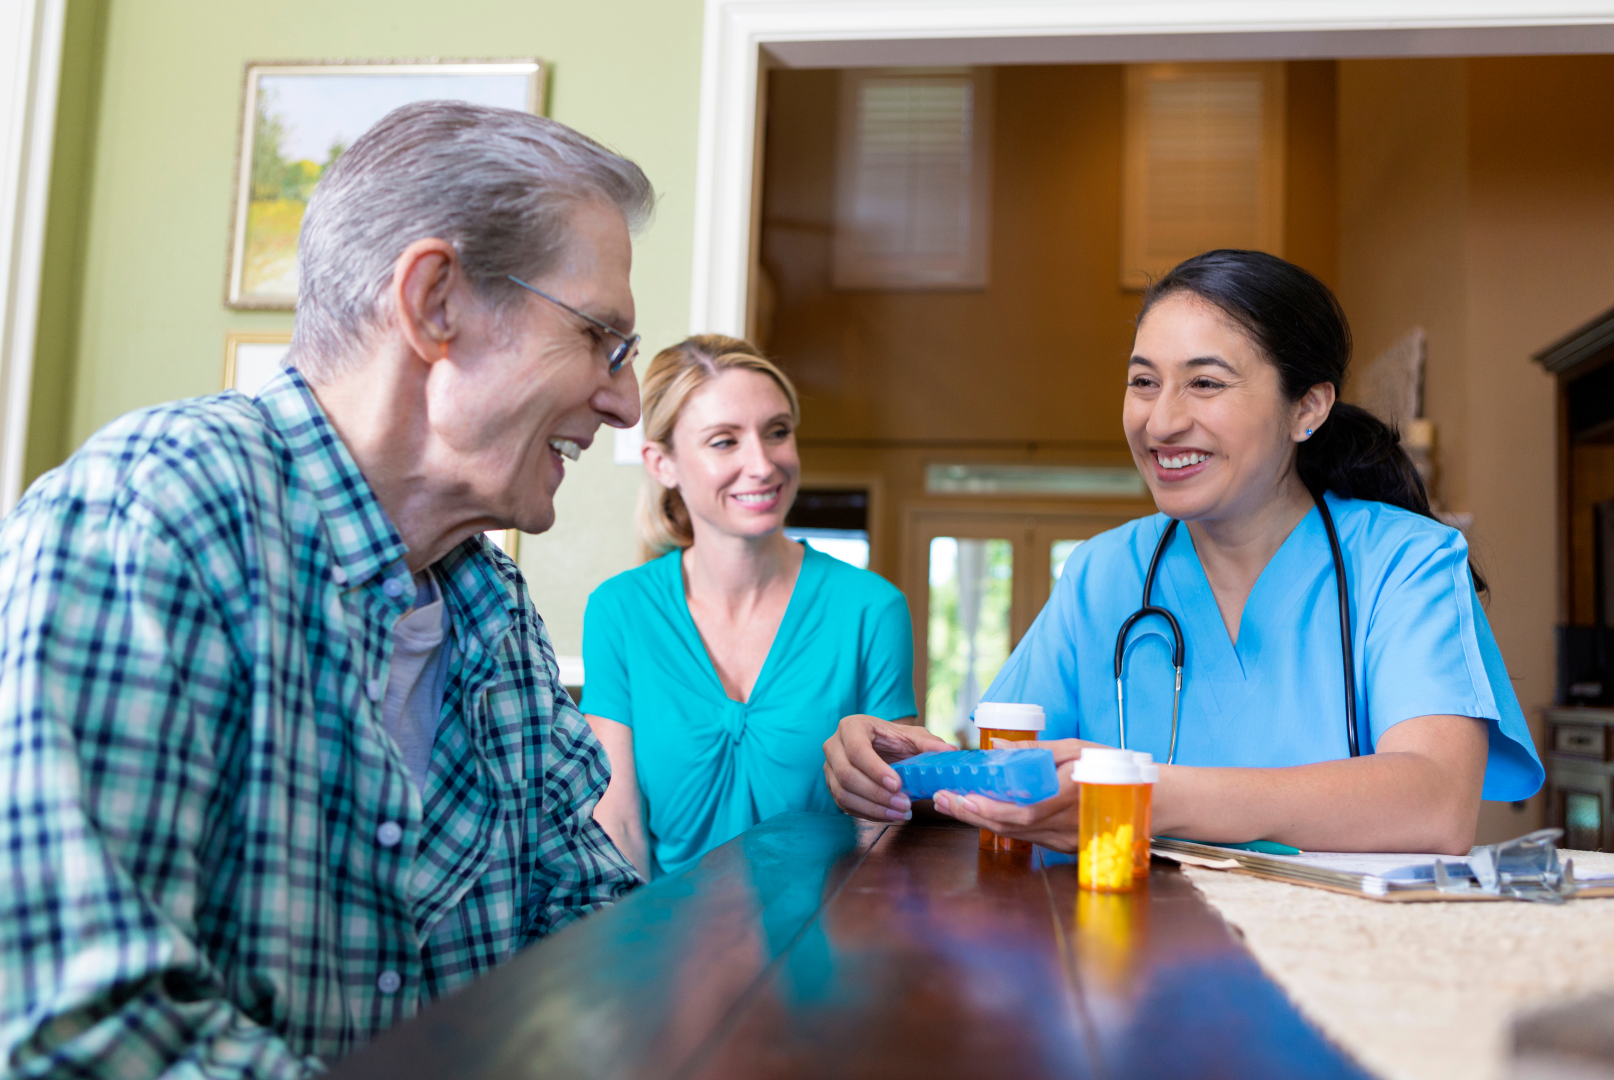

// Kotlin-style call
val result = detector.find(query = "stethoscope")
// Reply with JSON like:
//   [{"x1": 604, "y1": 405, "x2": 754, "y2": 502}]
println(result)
[{"x1": 1113, "y1": 486, "x2": 1359, "y2": 765}]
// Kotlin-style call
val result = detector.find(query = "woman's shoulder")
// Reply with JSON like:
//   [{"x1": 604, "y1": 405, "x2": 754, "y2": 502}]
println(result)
[
  {"x1": 1324, "y1": 496, "x2": 1477, "y2": 604},
  {"x1": 803, "y1": 544, "x2": 905, "y2": 603},
  {"x1": 1327, "y1": 495, "x2": 1466, "y2": 564},
  {"x1": 588, "y1": 548, "x2": 681, "y2": 613}
]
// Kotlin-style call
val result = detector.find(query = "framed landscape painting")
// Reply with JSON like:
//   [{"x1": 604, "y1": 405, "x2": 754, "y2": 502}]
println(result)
[{"x1": 227, "y1": 60, "x2": 544, "y2": 309}]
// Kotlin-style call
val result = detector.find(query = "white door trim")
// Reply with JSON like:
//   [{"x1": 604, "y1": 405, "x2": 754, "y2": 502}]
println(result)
[
  {"x1": 690, "y1": 0, "x2": 1614, "y2": 337},
  {"x1": 0, "y1": 0, "x2": 66, "y2": 512}
]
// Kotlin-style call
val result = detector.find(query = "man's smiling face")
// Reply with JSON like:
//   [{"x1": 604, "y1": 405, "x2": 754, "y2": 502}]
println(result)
[{"x1": 422, "y1": 198, "x2": 641, "y2": 535}]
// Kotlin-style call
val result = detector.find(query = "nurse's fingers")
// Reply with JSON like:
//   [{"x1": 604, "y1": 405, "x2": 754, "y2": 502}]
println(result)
[
  {"x1": 934, "y1": 790, "x2": 1078, "y2": 851},
  {"x1": 940, "y1": 791, "x2": 1045, "y2": 829},
  {"x1": 937, "y1": 786, "x2": 1077, "y2": 827},
  {"x1": 1029, "y1": 738, "x2": 1105, "y2": 766},
  {"x1": 822, "y1": 762, "x2": 911, "y2": 822},
  {"x1": 933, "y1": 792, "x2": 1038, "y2": 834}
]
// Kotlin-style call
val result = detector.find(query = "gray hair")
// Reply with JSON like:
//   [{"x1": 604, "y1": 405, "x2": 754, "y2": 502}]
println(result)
[{"x1": 289, "y1": 100, "x2": 654, "y2": 381}]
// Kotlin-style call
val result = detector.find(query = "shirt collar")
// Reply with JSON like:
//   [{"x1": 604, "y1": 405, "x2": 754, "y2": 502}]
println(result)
[
  {"x1": 437, "y1": 539, "x2": 516, "y2": 645},
  {"x1": 256, "y1": 366, "x2": 408, "y2": 590}
]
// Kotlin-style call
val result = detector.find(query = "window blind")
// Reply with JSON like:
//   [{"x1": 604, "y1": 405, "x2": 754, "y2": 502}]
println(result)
[{"x1": 833, "y1": 69, "x2": 991, "y2": 290}]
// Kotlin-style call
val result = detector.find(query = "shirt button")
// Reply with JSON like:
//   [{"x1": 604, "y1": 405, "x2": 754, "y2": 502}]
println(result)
[
  {"x1": 383, "y1": 577, "x2": 405, "y2": 598},
  {"x1": 366, "y1": 678, "x2": 384, "y2": 702},
  {"x1": 376, "y1": 821, "x2": 403, "y2": 847},
  {"x1": 331, "y1": 567, "x2": 348, "y2": 585},
  {"x1": 377, "y1": 970, "x2": 402, "y2": 994}
]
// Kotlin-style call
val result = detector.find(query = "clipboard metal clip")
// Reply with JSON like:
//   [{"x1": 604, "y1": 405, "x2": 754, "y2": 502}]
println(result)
[{"x1": 1433, "y1": 828, "x2": 1577, "y2": 904}]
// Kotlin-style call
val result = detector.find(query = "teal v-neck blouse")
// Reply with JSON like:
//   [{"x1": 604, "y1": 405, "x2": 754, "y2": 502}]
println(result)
[
  {"x1": 581, "y1": 543, "x2": 916, "y2": 876},
  {"x1": 982, "y1": 494, "x2": 1544, "y2": 800}
]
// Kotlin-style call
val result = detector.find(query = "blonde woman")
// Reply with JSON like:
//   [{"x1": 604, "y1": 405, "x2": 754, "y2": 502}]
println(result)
[{"x1": 581, "y1": 335, "x2": 916, "y2": 877}]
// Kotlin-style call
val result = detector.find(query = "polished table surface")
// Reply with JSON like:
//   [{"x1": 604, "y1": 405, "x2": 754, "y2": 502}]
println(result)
[{"x1": 334, "y1": 812, "x2": 1372, "y2": 1079}]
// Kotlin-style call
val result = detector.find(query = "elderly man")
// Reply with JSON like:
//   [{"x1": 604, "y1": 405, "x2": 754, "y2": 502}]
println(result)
[{"x1": 0, "y1": 102, "x2": 649, "y2": 1075}]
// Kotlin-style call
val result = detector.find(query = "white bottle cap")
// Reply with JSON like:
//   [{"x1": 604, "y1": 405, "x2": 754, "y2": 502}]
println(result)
[
  {"x1": 1070, "y1": 747, "x2": 1143, "y2": 785},
  {"x1": 973, "y1": 702, "x2": 1046, "y2": 732},
  {"x1": 1131, "y1": 751, "x2": 1159, "y2": 784}
]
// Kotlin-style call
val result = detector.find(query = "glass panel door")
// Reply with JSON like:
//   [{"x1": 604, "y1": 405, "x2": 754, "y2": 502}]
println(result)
[
  {"x1": 925, "y1": 536, "x2": 1013, "y2": 747},
  {"x1": 1050, "y1": 538, "x2": 1085, "y2": 592},
  {"x1": 903, "y1": 505, "x2": 1151, "y2": 745}
]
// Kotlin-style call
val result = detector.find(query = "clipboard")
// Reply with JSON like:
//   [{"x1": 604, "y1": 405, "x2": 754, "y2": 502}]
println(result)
[{"x1": 1152, "y1": 830, "x2": 1614, "y2": 903}]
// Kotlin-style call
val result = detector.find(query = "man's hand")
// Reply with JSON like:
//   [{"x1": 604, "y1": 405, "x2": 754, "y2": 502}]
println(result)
[
  {"x1": 824, "y1": 714, "x2": 953, "y2": 821},
  {"x1": 1024, "y1": 738, "x2": 1106, "y2": 765}
]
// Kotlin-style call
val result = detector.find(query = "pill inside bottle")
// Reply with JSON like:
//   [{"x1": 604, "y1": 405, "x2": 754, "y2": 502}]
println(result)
[
  {"x1": 973, "y1": 702, "x2": 1046, "y2": 854},
  {"x1": 1072, "y1": 748, "x2": 1153, "y2": 892}
]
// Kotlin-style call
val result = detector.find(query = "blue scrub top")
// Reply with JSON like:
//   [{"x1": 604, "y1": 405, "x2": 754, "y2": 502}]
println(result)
[
  {"x1": 581, "y1": 542, "x2": 917, "y2": 876},
  {"x1": 984, "y1": 494, "x2": 1543, "y2": 800}
]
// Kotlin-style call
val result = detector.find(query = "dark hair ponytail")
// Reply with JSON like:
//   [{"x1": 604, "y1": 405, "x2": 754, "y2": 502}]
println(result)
[
  {"x1": 1137, "y1": 249, "x2": 1485, "y2": 593},
  {"x1": 1297, "y1": 402, "x2": 1430, "y2": 514}
]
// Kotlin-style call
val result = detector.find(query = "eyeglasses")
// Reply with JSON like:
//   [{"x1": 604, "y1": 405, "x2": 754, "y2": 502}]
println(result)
[{"x1": 506, "y1": 274, "x2": 640, "y2": 374}]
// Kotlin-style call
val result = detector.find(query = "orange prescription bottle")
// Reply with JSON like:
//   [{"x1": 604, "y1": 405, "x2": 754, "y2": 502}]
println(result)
[
  {"x1": 973, "y1": 702, "x2": 1046, "y2": 854},
  {"x1": 1072, "y1": 748, "x2": 1150, "y2": 892},
  {"x1": 1130, "y1": 752, "x2": 1158, "y2": 879}
]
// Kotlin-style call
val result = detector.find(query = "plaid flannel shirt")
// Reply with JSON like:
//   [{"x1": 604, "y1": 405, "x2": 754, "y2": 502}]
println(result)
[{"x1": 0, "y1": 367, "x2": 640, "y2": 1078}]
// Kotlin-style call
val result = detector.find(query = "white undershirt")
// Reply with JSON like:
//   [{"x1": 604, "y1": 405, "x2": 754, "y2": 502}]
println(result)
[{"x1": 382, "y1": 572, "x2": 452, "y2": 794}]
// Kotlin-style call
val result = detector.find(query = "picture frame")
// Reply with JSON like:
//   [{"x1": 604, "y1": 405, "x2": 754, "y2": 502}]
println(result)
[
  {"x1": 223, "y1": 330, "x2": 293, "y2": 395},
  {"x1": 227, "y1": 59, "x2": 545, "y2": 310}
]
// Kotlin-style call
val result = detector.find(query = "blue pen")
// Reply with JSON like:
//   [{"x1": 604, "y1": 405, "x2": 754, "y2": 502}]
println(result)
[{"x1": 1204, "y1": 839, "x2": 1303, "y2": 856}]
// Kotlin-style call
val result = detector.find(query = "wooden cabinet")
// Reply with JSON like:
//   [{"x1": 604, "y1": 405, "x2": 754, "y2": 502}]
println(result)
[{"x1": 1544, "y1": 707, "x2": 1614, "y2": 851}]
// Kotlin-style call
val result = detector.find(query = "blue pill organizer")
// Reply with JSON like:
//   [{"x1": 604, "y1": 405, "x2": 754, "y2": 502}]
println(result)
[{"x1": 892, "y1": 748, "x2": 1060, "y2": 805}]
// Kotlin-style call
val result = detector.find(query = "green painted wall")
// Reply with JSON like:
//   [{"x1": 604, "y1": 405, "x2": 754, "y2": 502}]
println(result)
[{"x1": 30, "y1": 0, "x2": 706, "y2": 653}]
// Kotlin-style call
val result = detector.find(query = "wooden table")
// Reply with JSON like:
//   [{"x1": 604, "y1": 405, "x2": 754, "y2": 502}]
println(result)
[{"x1": 334, "y1": 812, "x2": 1371, "y2": 1079}]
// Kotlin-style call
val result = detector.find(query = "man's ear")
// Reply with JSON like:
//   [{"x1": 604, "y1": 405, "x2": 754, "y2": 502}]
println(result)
[
  {"x1": 642, "y1": 439, "x2": 678, "y2": 491},
  {"x1": 391, "y1": 238, "x2": 460, "y2": 363}
]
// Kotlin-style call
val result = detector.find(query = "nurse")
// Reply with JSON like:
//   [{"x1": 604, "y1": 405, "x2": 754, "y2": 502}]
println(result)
[
  {"x1": 583, "y1": 335, "x2": 917, "y2": 877},
  {"x1": 823, "y1": 249, "x2": 1543, "y2": 855}
]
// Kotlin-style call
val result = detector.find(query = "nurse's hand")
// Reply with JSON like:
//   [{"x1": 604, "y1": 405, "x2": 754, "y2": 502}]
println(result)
[
  {"x1": 931, "y1": 772, "x2": 1083, "y2": 854},
  {"x1": 1020, "y1": 738, "x2": 1109, "y2": 766},
  {"x1": 824, "y1": 715, "x2": 953, "y2": 822}
]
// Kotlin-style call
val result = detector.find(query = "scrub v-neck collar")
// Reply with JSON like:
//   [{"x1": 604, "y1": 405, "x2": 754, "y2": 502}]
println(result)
[
  {"x1": 667, "y1": 541, "x2": 821, "y2": 706},
  {"x1": 1154, "y1": 502, "x2": 1333, "y2": 717}
]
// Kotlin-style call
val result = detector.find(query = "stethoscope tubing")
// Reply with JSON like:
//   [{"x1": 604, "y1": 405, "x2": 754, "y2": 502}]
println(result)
[
  {"x1": 1314, "y1": 489, "x2": 1361, "y2": 758},
  {"x1": 1114, "y1": 488, "x2": 1359, "y2": 764}
]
